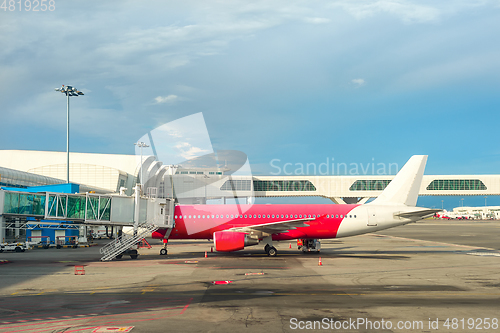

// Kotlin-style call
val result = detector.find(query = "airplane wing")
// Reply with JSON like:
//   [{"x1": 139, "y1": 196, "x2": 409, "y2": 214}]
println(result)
[
  {"x1": 395, "y1": 209, "x2": 442, "y2": 219},
  {"x1": 227, "y1": 217, "x2": 314, "y2": 235}
]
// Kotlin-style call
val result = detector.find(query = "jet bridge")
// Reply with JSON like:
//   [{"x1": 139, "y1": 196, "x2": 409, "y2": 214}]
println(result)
[{"x1": 0, "y1": 188, "x2": 175, "y2": 249}]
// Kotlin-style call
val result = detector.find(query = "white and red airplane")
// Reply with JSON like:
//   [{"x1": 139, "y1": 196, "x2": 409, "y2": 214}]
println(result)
[{"x1": 151, "y1": 155, "x2": 439, "y2": 256}]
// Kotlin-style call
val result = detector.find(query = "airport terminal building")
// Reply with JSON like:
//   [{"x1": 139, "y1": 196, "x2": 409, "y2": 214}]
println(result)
[
  {"x1": 1, "y1": 150, "x2": 500, "y2": 204},
  {"x1": 1, "y1": 149, "x2": 500, "y2": 244}
]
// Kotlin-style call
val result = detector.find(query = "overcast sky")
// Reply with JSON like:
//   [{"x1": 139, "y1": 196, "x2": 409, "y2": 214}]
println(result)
[{"x1": 1, "y1": 1, "x2": 499, "y2": 208}]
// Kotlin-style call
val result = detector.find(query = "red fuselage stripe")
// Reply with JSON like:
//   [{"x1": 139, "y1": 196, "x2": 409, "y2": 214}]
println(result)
[{"x1": 153, "y1": 204, "x2": 360, "y2": 240}]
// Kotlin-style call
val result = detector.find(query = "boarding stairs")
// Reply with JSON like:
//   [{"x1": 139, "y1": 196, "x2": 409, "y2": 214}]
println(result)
[{"x1": 99, "y1": 222, "x2": 159, "y2": 261}]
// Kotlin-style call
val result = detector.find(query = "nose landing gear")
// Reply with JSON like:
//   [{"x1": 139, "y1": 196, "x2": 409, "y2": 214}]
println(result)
[{"x1": 160, "y1": 239, "x2": 168, "y2": 255}]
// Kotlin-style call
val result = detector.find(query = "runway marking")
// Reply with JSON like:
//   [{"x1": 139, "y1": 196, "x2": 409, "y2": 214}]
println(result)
[
  {"x1": 0, "y1": 301, "x2": 193, "y2": 332},
  {"x1": 66, "y1": 327, "x2": 100, "y2": 333},
  {"x1": 203, "y1": 291, "x2": 500, "y2": 297},
  {"x1": 90, "y1": 287, "x2": 111, "y2": 295},
  {"x1": 92, "y1": 326, "x2": 134, "y2": 332},
  {"x1": 467, "y1": 252, "x2": 500, "y2": 257},
  {"x1": 208, "y1": 266, "x2": 288, "y2": 269},
  {"x1": 211, "y1": 281, "x2": 233, "y2": 285},
  {"x1": 140, "y1": 287, "x2": 156, "y2": 295},
  {"x1": 370, "y1": 233, "x2": 498, "y2": 251}
]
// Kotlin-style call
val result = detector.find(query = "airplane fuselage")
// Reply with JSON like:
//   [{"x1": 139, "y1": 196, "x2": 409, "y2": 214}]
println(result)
[
  {"x1": 152, "y1": 204, "x2": 415, "y2": 242},
  {"x1": 145, "y1": 155, "x2": 435, "y2": 256}
]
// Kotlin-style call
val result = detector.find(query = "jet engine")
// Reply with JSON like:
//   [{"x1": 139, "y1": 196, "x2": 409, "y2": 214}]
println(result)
[{"x1": 213, "y1": 231, "x2": 259, "y2": 252}]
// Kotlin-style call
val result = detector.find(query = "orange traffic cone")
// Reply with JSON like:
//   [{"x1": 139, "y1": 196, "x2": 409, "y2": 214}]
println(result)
[
  {"x1": 289, "y1": 243, "x2": 292, "y2": 249},
  {"x1": 318, "y1": 257, "x2": 323, "y2": 266},
  {"x1": 205, "y1": 251, "x2": 207, "y2": 258}
]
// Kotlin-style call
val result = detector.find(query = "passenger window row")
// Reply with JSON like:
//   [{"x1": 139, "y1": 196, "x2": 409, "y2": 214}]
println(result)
[{"x1": 174, "y1": 214, "x2": 357, "y2": 219}]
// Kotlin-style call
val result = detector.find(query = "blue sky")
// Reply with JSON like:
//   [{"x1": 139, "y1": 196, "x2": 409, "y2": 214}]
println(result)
[{"x1": 1, "y1": 1, "x2": 499, "y2": 209}]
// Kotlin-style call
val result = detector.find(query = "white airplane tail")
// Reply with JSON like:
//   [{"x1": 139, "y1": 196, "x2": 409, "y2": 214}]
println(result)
[{"x1": 369, "y1": 155, "x2": 427, "y2": 207}]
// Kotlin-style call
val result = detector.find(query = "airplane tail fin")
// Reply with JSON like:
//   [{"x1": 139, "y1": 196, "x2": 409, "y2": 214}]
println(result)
[{"x1": 369, "y1": 155, "x2": 427, "y2": 207}]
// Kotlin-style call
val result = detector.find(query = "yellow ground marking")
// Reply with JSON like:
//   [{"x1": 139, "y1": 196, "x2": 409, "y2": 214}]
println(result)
[{"x1": 141, "y1": 287, "x2": 156, "y2": 294}]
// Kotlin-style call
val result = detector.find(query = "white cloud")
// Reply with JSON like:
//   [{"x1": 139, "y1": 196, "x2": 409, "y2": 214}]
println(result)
[
  {"x1": 174, "y1": 141, "x2": 210, "y2": 159},
  {"x1": 2, "y1": 0, "x2": 500, "y2": 165},
  {"x1": 351, "y1": 78, "x2": 366, "y2": 87},
  {"x1": 330, "y1": 0, "x2": 441, "y2": 23},
  {"x1": 154, "y1": 95, "x2": 178, "y2": 104},
  {"x1": 180, "y1": 146, "x2": 210, "y2": 160},
  {"x1": 303, "y1": 17, "x2": 331, "y2": 24},
  {"x1": 174, "y1": 142, "x2": 190, "y2": 149}
]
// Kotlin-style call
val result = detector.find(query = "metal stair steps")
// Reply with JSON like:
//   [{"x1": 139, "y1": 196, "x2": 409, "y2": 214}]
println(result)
[{"x1": 100, "y1": 223, "x2": 159, "y2": 261}]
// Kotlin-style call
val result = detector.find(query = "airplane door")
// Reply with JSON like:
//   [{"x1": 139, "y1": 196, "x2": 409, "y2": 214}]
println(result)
[{"x1": 367, "y1": 208, "x2": 378, "y2": 226}]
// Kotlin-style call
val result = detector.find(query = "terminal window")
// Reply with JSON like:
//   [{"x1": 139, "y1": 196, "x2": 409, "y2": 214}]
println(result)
[
  {"x1": 220, "y1": 180, "x2": 252, "y2": 191},
  {"x1": 349, "y1": 180, "x2": 392, "y2": 191},
  {"x1": 426, "y1": 179, "x2": 487, "y2": 191},
  {"x1": 252, "y1": 180, "x2": 316, "y2": 191}
]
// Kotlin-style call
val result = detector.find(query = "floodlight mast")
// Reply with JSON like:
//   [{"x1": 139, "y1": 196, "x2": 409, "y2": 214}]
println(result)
[
  {"x1": 134, "y1": 141, "x2": 150, "y2": 188},
  {"x1": 54, "y1": 85, "x2": 84, "y2": 183}
]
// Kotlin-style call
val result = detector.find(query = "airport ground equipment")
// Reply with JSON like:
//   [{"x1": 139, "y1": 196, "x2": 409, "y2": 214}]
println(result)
[
  {"x1": 298, "y1": 239, "x2": 321, "y2": 252},
  {"x1": 27, "y1": 235, "x2": 50, "y2": 248},
  {"x1": 74, "y1": 265, "x2": 85, "y2": 275},
  {"x1": 0, "y1": 242, "x2": 28, "y2": 252},
  {"x1": 99, "y1": 222, "x2": 159, "y2": 261},
  {"x1": 56, "y1": 235, "x2": 78, "y2": 248}
]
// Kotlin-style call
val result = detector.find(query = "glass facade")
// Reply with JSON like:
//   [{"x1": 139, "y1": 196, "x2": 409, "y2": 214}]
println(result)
[
  {"x1": 426, "y1": 179, "x2": 487, "y2": 191},
  {"x1": 0, "y1": 166, "x2": 65, "y2": 188},
  {"x1": 85, "y1": 195, "x2": 111, "y2": 221},
  {"x1": 253, "y1": 180, "x2": 316, "y2": 191},
  {"x1": 67, "y1": 196, "x2": 86, "y2": 219},
  {"x1": 221, "y1": 180, "x2": 252, "y2": 191},
  {"x1": 349, "y1": 180, "x2": 392, "y2": 191},
  {"x1": 3, "y1": 191, "x2": 110, "y2": 221},
  {"x1": 3, "y1": 192, "x2": 46, "y2": 215}
]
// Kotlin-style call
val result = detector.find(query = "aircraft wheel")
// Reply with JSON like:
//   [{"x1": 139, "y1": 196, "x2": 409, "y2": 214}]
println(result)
[
  {"x1": 160, "y1": 248, "x2": 167, "y2": 255},
  {"x1": 267, "y1": 246, "x2": 278, "y2": 257},
  {"x1": 129, "y1": 249, "x2": 138, "y2": 259}
]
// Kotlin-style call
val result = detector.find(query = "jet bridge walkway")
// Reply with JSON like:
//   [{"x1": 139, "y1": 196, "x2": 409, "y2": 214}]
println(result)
[{"x1": 0, "y1": 189, "x2": 175, "y2": 260}]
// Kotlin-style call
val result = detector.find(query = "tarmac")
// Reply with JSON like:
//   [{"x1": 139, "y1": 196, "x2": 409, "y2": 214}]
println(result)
[{"x1": 0, "y1": 219, "x2": 499, "y2": 332}]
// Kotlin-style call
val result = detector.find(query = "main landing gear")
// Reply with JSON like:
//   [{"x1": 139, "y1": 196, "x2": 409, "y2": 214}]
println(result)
[{"x1": 264, "y1": 244, "x2": 278, "y2": 257}]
